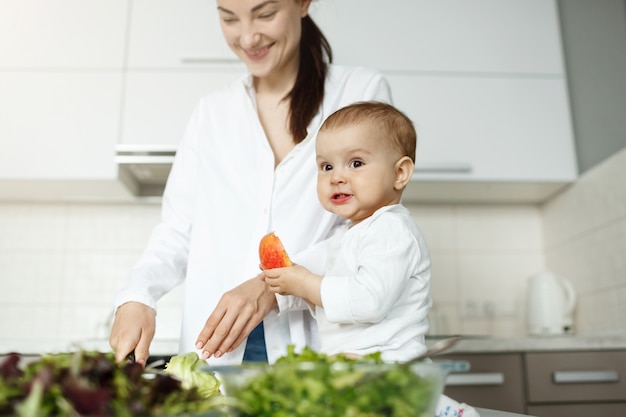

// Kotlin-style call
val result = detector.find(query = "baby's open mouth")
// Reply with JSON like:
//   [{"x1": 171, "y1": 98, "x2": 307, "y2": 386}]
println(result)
[{"x1": 331, "y1": 193, "x2": 352, "y2": 202}]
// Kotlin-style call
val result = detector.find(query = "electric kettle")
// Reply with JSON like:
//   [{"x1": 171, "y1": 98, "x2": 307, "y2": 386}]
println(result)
[{"x1": 526, "y1": 271, "x2": 577, "y2": 336}]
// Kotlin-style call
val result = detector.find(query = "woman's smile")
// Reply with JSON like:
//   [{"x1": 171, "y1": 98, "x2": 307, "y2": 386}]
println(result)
[{"x1": 244, "y1": 43, "x2": 273, "y2": 60}]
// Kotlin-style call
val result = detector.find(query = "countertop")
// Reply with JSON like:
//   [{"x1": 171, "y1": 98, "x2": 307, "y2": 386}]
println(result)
[
  {"x1": 3, "y1": 333, "x2": 626, "y2": 357},
  {"x1": 427, "y1": 332, "x2": 626, "y2": 354}
]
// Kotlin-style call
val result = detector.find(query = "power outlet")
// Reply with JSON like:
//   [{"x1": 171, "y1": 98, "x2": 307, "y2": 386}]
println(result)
[{"x1": 461, "y1": 299, "x2": 516, "y2": 318}]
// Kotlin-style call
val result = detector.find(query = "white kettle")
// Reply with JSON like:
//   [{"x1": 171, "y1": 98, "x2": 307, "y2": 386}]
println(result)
[{"x1": 526, "y1": 271, "x2": 577, "y2": 336}]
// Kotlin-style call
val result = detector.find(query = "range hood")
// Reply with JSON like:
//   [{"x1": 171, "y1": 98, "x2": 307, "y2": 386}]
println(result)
[
  {"x1": 115, "y1": 145, "x2": 176, "y2": 197},
  {"x1": 114, "y1": 146, "x2": 569, "y2": 204}
]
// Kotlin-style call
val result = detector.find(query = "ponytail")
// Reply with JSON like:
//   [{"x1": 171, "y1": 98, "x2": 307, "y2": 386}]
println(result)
[{"x1": 287, "y1": 15, "x2": 333, "y2": 143}]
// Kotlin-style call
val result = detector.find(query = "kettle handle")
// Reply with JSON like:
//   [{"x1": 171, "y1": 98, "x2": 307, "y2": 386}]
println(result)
[{"x1": 558, "y1": 276, "x2": 577, "y2": 314}]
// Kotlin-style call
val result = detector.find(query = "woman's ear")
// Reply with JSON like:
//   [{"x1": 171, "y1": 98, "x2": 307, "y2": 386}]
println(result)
[
  {"x1": 394, "y1": 156, "x2": 415, "y2": 191},
  {"x1": 300, "y1": 0, "x2": 312, "y2": 17}
]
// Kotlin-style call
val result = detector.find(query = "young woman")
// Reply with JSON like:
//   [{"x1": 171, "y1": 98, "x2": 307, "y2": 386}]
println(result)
[{"x1": 109, "y1": 0, "x2": 392, "y2": 366}]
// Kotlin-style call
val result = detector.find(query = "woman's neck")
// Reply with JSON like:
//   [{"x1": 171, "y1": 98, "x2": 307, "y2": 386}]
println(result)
[{"x1": 254, "y1": 59, "x2": 299, "y2": 98}]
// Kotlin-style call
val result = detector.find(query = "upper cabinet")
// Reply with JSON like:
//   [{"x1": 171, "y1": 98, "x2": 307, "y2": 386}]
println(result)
[
  {"x1": 1, "y1": 0, "x2": 578, "y2": 203},
  {"x1": 127, "y1": 0, "x2": 237, "y2": 68},
  {"x1": 0, "y1": 1, "x2": 131, "y2": 201},
  {"x1": 120, "y1": 0, "x2": 245, "y2": 147},
  {"x1": 0, "y1": 0, "x2": 127, "y2": 68},
  {"x1": 310, "y1": 0, "x2": 563, "y2": 75},
  {"x1": 311, "y1": 0, "x2": 577, "y2": 202}
]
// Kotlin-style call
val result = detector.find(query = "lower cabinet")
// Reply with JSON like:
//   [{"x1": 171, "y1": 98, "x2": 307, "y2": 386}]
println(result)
[
  {"x1": 525, "y1": 350, "x2": 626, "y2": 417},
  {"x1": 441, "y1": 349, "x2": 626, "y2": 416},
  {"x1": 442, "y1": 353, "x2": 526, "y2": 414}
]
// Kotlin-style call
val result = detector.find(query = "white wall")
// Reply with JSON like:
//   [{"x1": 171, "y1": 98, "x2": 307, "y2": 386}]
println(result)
[
  {"x1": 542, "y1": 147, "x2": 626, "y2": 334},
  {"x1": 1, "y1": 148, "x2": 624, "y2": 352}
]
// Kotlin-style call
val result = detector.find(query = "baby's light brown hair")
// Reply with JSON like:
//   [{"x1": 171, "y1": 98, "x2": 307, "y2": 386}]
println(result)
[{"x1": 319, "y1": 101, "x2": 417, "y2": 162}]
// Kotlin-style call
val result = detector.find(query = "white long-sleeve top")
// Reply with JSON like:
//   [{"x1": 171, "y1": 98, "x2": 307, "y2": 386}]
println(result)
[
  {"x1": 317, "y1": 204, "x2": 432, "y2": 362},
  {"x1": 114, "y1": 65, "x2": 392, "y2": 365}
]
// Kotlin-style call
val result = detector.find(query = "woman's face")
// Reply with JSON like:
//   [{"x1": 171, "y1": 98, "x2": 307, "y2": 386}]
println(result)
[{"x1": 216, "y1": 0, "x2": 311, "y2": 81}]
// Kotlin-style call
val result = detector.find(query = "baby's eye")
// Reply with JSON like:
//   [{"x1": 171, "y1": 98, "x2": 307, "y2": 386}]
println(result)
[
  {"x1": 320, "y1": 163, "x2": 333, "y2": 172},
  {"x1": 349, "y1": 160, "x2": 364, "y2": 168}
]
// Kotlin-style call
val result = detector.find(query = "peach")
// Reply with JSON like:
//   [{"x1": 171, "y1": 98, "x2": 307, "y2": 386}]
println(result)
[{"x1": 259, "y1": 232, "x2": 293, "y2": 269}]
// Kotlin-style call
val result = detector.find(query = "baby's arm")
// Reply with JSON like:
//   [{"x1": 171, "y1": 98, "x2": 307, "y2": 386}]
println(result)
[{"x1": 262, "y1": 265, "x2": 323, "y2": 307}]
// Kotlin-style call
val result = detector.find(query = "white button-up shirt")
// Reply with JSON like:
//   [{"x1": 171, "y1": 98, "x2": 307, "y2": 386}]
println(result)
[
  {"x1": 318, "y1": 204, "x2": 432, "y2": 362},
  {"x1": 115, "y1": 65, "x2": 392, "y2": 364}
]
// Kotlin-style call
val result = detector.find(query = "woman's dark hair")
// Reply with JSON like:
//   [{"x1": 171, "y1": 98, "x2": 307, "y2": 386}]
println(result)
[{"x1": 286, "y1": 14, "x2": 333, "y2": 143}]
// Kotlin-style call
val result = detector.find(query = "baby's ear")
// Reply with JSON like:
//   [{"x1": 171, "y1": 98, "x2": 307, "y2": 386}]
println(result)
[{"x1": 394, "y1": 156, "x2": 415, "y2": 190}]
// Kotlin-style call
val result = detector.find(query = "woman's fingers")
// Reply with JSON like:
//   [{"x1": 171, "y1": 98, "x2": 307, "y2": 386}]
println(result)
[{"x1": 196, "y1": 276, "x2": 277, "y2": 359}]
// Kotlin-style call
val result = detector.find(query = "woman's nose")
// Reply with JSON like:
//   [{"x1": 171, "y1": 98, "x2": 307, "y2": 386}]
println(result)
[{"x1": 239, "y1": 22, "x2": 260, "y2": 48}]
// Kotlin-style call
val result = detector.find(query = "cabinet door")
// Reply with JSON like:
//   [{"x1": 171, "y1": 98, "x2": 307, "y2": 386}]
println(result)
[
  {"x1": 310, "y1": 0, "x2": 563, "y2": 74},
  {"x1": 525, "y1": 351, "x2": 626, "y2": 403},
  {"x1": 388, "y1": 74, "x2": 577, "y2": 182},
  {"x1": 127, "y1": 0, "x2": 237, "y2": 68},
  {"x1": 0, "y1": 72, "x2": 122, "y2": 179},
  {"x1": 528, "y1": 403, "x2": 626, "y2": 417},
  {"x1": 441, "y1": 353, "x2": 526, "y2": 414},
  {"x1": 121, "y1": 69, "x2": 246, "y2": 146},
  {"x1": 0, "y1": 0, "x2": 127, "y2": 68}
]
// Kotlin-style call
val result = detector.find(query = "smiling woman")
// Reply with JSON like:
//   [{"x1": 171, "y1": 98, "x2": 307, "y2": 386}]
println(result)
[{"x1": 109, "y1": 0, "x2": 392, "y2": 368}]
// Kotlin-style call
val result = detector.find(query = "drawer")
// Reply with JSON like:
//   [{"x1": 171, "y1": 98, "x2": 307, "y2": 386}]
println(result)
[
  {"x1": 441, "y1": 353, "x2": 526, "y2": 414},
  {"x1": 525, "y1": 350, "x2": 626, "y2": 403},
  {"x1": 528, "y1": 402, "x2": 626, "y2": 417}
]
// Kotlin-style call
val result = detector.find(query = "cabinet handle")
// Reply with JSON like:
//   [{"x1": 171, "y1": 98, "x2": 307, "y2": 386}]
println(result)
[
  {"x1": 552, "y1": 370, "x2": 620, "y2": 384},
  {"x1": 413, "y1": 162, "x2": 473, "y2": 174},
  {"x1": 180, "y1": 57, "x2": 240, "y2": 64},
  {"x1": 445, "y1": 372, "x2": 505, "y2": 386}
]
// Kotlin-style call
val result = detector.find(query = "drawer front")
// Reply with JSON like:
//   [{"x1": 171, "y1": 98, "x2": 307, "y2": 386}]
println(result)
[
  {"x1": 528, "y1": 402, "x2": 626, "y2": 417},
  {"x1": 525, "y1": 350, "x2": 626, "y2": 403},
  {"x1": 441, "y1": 353, "x2": 526, "y2": 414}
]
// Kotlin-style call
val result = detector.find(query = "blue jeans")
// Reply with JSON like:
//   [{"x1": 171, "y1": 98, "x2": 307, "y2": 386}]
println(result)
[{"x1": 242, "y1": 321, "x2": 268, "y2": 363}]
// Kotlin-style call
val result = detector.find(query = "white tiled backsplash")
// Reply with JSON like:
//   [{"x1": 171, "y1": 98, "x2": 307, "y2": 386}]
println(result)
[{"x1": 1, "y1": 148, "x2": 625, "y2": 352}]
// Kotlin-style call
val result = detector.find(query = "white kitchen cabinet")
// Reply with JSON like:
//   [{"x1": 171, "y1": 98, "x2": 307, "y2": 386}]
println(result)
[
  {"x1": 388, "y1": 74, "x2": 576, "y2": 182},
  {"x1": 0, "y1": 0, "x2": 127, "y2": 68},
  {"x1": 127, "y1": 0, "x2": 237, "y2": 68},
  {"x1": 309, "y1": 0, "x2": 577, "y2": 203},
  {"x1": 122, "y1": 0, "x2": 246, "y2": 146},
  {"x1": 0, "y1": 71, "x2": 135, "y2": 200},
  {"x1": 121, "y1": 69, "x2": 245, "y2": 146},
  {"x1": 310, "y1": 0, "x2": 563, "y2": 75},
  {"x1": 0, "y1": 72, "x2": 122, "y2": 179}
]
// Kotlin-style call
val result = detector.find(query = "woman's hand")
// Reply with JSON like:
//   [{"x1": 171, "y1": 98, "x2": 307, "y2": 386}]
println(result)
[
  {"x1": 195, "y1": 275, "x2": 277, "y2": 359},
  {"x1": 109, "y1": 302, "x2": 156, "y2": 365}
]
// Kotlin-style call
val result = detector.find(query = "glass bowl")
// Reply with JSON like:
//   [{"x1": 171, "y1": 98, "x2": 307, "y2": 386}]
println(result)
[{"x1": 206, "y1": 360, "x2": 447, "y2": 417}]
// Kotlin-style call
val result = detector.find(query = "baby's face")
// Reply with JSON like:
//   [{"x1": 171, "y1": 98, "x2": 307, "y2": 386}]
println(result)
[{"x1": 315, "y1": 123, "x2": 404, "y2": 225}]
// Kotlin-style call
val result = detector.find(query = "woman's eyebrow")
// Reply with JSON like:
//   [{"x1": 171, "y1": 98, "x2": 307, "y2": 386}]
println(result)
[
  {"x1": 251, "y1": 1, "x2": 278, "y2": 13},
  {"x1": 216, "y1": 6, "x2": 234, "y2": 15},
  {"x1": 218, "y1": 1, "x2": 278, "y2": 15}
]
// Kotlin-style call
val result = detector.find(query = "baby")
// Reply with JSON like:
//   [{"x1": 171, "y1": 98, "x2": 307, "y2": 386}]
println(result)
[{"x1": 262, "y1": 101, "x2": 432, "y2": 362}]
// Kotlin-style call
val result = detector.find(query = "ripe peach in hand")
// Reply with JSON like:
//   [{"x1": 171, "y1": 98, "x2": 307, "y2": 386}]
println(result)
[{"x1": 259, "y1": 232, "x2": 293, "y2": 269}]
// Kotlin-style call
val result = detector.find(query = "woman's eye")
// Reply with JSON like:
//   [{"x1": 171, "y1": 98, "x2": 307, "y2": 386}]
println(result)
[
  {"x1": 259, "y1": 11, "x2": 276, "y2": 19},
  {"x1": 350, "y1": 160, "x2": 364, "y2": 168}
]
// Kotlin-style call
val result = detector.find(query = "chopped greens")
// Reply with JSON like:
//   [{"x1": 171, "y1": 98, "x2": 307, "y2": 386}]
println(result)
[
  {"x1": 0, "y1": 351, "x2": 221, "y2": 417},
  {"x1": 219, "y1": 346, "x2": 442, "y2": 417},
  {"x1": 164, "y1": 352, "x2": 220, "y2": 398}
]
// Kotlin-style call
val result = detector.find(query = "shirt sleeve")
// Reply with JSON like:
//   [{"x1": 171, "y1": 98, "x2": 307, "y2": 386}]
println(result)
[
  {"x1": 114, "y1": 99, "x2": 203, "y2": 311},
  {"x1": 320, "y1": 216, "x2": 423, "y2": 324}
]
